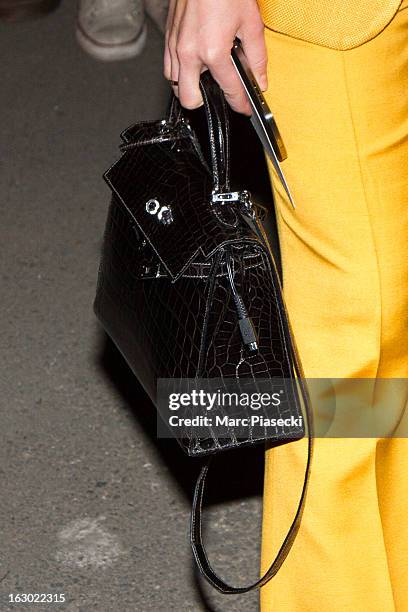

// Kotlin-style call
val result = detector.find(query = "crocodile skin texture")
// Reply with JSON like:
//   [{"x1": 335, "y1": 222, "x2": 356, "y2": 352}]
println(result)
[{"x1": 93, "y1": 70, "x2": 306, "y2": 456}]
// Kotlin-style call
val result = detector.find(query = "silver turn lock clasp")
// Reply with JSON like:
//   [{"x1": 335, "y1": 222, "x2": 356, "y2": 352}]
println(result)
[{"x1": 145, "y1": 198, "x2": 174, "y2": 225}]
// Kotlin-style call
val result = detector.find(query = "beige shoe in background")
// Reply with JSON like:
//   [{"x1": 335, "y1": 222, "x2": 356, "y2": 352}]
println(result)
[{"x1": 76, "y1": 0, "x2": 147, "y2": 61}]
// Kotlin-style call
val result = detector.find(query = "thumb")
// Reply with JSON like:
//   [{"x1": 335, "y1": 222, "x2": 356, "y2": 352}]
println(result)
[{"x1": 238, "y1": 21, "x2": 268, "y2": 91}]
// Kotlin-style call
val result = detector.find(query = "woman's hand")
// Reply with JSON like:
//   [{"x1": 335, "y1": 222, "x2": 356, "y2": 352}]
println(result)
[{"x1": 164, "y1": 0, "x2": 267, "y2": 116}]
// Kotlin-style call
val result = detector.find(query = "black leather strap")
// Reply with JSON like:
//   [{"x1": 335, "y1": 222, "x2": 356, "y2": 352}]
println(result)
[
  {"x1": 198, "y1": 71, "x2": 231, "y2": 193},
  {"x1": 167, "y1": 64, "x2": 314, "y2": 592},
  {"x1": 167, "y1": 70, "x2": 231, "y2": 193},
  {"x1": 190, "y1": 185, "x2": 314, "y2": 592},
  {"x1": 190, "y1": 333, "x2": 314, "y2": 593}
]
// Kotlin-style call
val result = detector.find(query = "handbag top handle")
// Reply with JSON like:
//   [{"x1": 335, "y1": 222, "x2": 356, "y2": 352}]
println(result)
[{"x1": 167, "y1": 70, "x2": 231, "y2": 194}]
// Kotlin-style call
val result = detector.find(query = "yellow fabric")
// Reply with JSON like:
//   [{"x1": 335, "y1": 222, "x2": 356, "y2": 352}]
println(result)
[
  {"x1": 259, "y1": 1, "x2": 408, "y2": 610},
  {"x1": 258, "y1": 0, "x2": 403, "y2": 50}
]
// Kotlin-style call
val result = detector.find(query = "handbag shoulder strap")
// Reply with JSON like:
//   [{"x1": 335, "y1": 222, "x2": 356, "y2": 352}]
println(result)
[
  {"x1": 190, "y1": 355, "x2": 313, "y2": 594},
  {"x1": 168, "y1": 66, "x2": 314, "y2": 593}
]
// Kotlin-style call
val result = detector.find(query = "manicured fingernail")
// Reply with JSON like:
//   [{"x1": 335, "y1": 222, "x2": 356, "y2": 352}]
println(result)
[{"x1": 259, "y1": 74, "x2": 268, "y2": 91}]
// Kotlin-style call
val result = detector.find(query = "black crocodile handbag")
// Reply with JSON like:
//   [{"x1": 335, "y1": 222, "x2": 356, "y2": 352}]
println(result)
[{"x1": 93, "y1": 70, "x2": 313, "y2": 594}]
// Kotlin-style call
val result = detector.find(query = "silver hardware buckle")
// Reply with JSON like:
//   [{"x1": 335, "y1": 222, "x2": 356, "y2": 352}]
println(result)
[
  {"x1": 145, "y1": 198, "x2": 174, "y2": 225},
  {"x1": 211, "y1": 191, "x2": 242, "y2": 203},
  {"x1": 211, "y1": 190, "x2": 255, "y2": 218}
]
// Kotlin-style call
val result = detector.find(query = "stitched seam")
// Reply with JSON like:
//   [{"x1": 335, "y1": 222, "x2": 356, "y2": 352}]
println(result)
[
  {"x1": 261, "y1": 0, "x2": 403, "y2": 50},
  {"x1": 340, "y1": 52, "x2": 396, "y2": 611},
  {"x1": 340, "y1": 53, "x2": 383, "y2": 379}
]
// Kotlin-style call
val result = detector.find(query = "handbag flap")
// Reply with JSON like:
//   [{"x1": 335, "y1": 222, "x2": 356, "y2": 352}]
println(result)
[{"x1": 104, "y1": 123, "x2": 261, "y2": 281}]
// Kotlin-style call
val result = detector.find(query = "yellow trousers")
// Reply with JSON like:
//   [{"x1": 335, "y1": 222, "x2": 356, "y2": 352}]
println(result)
[{"x1": 259, "y1": 2, "x2": 408, "y2": 610}]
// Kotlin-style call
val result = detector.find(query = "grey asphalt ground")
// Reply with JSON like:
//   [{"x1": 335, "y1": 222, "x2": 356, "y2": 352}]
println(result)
[{"x1": 0, "y1": 3, "x2": 267, "y2": 611}]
